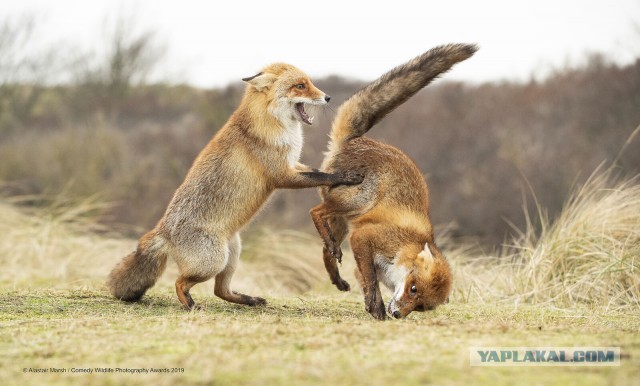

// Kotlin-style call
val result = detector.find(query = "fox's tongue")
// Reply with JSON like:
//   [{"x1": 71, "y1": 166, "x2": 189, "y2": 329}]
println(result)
[{"x1": 295, "y1": 103, "x2": 313, "y2": 125}]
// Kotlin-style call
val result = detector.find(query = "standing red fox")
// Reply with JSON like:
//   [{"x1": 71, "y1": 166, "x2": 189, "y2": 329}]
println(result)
[
  {"x1": 107, "y1": 63, "x2": 363, "y2": 309},
  {"x1": 311, "y1": 44, "x2": 478, "y2": 320}
]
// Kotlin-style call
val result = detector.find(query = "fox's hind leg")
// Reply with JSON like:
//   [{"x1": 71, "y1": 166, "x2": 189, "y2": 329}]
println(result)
[
  {"x1": 323, "y1": 216, "x2": 351, "y2": 291},
  {"x1": 214, "y1": 233, "x2": 267, "y2": 306},
  {"x1": 176, "y1": 276, "x2": 203, "y2": 310},
  {"x1": 310, "y1": 204, "x2": 343, "y2": 260},
  {"x1": 312, "y1": 174, "x2": 377, "y2": 294},
  {"x1": 311, "y1": 205, "x2": 351, "y2": 291},
  {"x1": 173, "y1": 230, "x2": 228, "y2": 310},
  {"x1": 320, "y1": 214, "x2": 351, "y2": 291}
]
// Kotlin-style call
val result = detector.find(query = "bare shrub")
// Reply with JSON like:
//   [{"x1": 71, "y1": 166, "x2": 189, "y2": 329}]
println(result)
[
  {"x1": 65, "y1": 15, "x2": 166, "y2": 122},
  {"x1": 0, "y1": 14, "x2": 58, "y2": 135}
]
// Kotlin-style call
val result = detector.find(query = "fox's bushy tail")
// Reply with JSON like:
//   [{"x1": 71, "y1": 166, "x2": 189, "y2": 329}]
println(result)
[
  {"x1": 106, "y1": 230, "x2": 168, "y2": 302},
  {"x1": 330, "y1": 43, "x2": 478, "y2": 146}
]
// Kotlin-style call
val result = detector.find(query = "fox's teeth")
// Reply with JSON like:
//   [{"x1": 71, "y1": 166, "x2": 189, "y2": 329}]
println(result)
[{"x1": 309, "y1": 116, "x2": 314, "y2": 123}]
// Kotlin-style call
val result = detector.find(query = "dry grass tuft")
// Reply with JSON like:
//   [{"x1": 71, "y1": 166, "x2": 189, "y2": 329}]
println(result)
[
  {"x1": 0, "y1": 196, "x2": 130, "y2": 289},
  {"x1": 499, "y1": 167, "x2": 640, "y2": 310},
  {"x1": 449, "y1": 167, "x2": 640, "y2": 311}
]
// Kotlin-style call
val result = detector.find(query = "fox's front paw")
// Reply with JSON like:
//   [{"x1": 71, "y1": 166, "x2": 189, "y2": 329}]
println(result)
[
  {"x1": 334, "y1": 170, "x2": 364, "y2": 186},
  {"x1": 365, "y1": 291, "x2": 387, "y2": 320},
  {"x1": 366, "y1": 302, "x2": 387, "y2": 320}
]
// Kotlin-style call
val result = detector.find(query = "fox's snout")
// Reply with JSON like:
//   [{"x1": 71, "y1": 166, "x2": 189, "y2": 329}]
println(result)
[
  {"x1": 387, "y1": 298, "x2": 405, "y2": 319},
  {"x1": 312, "y1": 93, "x2": 330, "y2": 105}
]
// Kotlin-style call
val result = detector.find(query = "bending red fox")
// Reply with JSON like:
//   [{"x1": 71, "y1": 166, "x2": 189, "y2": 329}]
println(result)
[
  {"x1": 311, "y1": 44, "x2": 478, "y2": 320},
  {"x1": 107, "y1": 63, "x2": 362, "y2": 310}
]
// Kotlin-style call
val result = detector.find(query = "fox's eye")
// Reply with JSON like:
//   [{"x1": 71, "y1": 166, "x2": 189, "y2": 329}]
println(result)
[
  {"x1": 295, "y1": 83, "x2": 305, "y2": 89},
  {"x1": 410, "y1": 285, "x2": 417, "y2": 293}
]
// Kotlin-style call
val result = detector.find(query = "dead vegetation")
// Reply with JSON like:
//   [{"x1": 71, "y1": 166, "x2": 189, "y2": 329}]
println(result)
[
  {"x1": 1, "y1": 15, "x2": 639, "y2": 246},
  {"x1": 2, "y1": 164, "x2": 638, "y2": 311}
]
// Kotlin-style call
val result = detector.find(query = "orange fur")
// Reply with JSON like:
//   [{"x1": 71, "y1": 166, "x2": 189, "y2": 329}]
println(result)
[
  {"x1": 311, "y1": 44, "x2": 477, "y2": 319},
  {"x1": 107, "y1": 63, "x2": 363, "y2": 310}
]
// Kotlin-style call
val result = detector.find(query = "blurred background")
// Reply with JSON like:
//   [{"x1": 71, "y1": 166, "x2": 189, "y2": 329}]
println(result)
[{"x1": 0, "y1": 0, "x2": 639, "y2": 248}]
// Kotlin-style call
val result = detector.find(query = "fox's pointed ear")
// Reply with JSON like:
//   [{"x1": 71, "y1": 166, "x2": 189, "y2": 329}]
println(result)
[
  {"x1": 418, "y1": 247, "x2": 434, "y2": 266},
  {"x1": 242, "y1": 72, "x2": 276, "y2": 92}
]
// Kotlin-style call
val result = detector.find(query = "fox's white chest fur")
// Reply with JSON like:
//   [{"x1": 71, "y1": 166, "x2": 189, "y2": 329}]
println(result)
[
  {"x1": 269, "y1": 100, "x2": 305, "y2": 167},
  {"x1": 375, "y1": 253, "x2": 408, "y2": 293},
  {"x1": 276, "y1": 119, "x2": 303, "y2": 167}
]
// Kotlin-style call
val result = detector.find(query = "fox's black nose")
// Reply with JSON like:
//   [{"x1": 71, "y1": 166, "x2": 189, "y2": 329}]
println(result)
[
  {"x1": 324, "y1": 95, "x2": 331, "y2": 102},
  {"x1": 392, "y1": 311, "x2": 401, "y2": 319}
]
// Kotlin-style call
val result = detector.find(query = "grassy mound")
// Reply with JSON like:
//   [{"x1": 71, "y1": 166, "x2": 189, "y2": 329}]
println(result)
[{"x1": 502, "y1": 168, "x2": 640, "y2": 310}]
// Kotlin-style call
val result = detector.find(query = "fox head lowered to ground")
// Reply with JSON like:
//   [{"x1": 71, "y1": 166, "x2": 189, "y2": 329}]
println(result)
[
  {"x1": 384, "y1": 244, "x2": 452, "y2": 319},
  {"x1": 310, "y1": 43, "x2": 477, "y2": 320}
]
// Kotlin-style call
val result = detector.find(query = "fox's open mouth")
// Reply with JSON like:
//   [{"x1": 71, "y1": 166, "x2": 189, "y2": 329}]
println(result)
[{"x1": 295, "y1": 103, "x2": 314, "y2": 125}]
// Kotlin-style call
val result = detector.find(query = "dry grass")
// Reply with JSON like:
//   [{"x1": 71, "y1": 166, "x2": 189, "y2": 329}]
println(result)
[
  {"x1": 3, "y1": 165, "x2": 639, "y2": 308},
  {"x1": 0, "y1": 196, "x2": 341, "y2": 299},
  {"x1": 0, "y1": 196, "x2": 127, "y2": 289},
  {"x1": 505, "y1": 167, "x2": 639, "y2": 310},
  {"x1": 449, "y1": 167, "x2": 640, "y2": 312},
  {"x1": 1, "y1": 167, "x2": 640, "y2": 385}
]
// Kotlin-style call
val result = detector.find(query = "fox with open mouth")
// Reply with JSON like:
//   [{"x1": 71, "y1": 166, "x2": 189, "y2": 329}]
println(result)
[{"x1": 107, "y1": 62, "x2": 364, "y2": 310}]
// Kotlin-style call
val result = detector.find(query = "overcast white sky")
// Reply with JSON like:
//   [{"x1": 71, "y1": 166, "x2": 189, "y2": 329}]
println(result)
[{"x1": 2, "y1": 0, "x2": 639, "y2": 87}]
